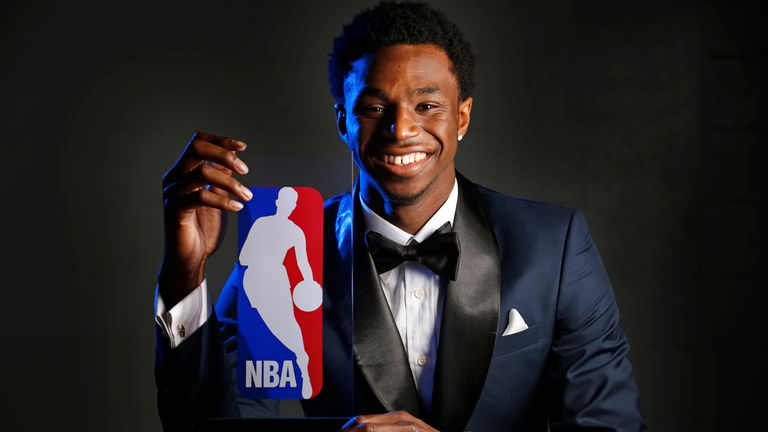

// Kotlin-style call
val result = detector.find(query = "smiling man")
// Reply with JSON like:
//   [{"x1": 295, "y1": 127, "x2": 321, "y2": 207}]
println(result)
[
  {"x1": 339, "y1": 43, "x2": 471, "y2": 233},
  {"x1": 154, "y1": 2, "x2": 647, "y2": 431}
]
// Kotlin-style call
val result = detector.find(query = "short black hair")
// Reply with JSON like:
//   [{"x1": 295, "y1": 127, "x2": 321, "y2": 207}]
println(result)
[{"x1": 328, "y1": 1, "x2": 476, "y2": 103}]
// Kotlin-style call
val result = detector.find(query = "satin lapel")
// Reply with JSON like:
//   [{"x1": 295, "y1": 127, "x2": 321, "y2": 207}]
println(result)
[
  {"x1": 352, "y1": 183, "x2": 422, "y2": 416},
  {"x1": 431, "y1": 174, "x2": 501, "y2": 430}
]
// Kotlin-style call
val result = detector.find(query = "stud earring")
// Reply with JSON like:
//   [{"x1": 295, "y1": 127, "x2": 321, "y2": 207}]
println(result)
[{"x1": 458, "y1": 135, "x2": 464, "y2": 142}]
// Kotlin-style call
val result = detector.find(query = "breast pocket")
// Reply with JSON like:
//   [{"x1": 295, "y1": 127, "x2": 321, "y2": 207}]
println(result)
[{"x1": 492, "y1": 323, "x2": 540, "y2": 357}]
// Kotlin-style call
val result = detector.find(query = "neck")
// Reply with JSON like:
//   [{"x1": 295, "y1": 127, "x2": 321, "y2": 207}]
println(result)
[{"x1": 360, "y1": 172, "x2": 456, "y2": 235}]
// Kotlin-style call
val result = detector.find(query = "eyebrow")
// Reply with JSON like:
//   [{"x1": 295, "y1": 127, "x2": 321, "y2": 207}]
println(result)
[
  {"x1": 358, "y1": 86, "x2": 388, "y2": 99},
  {"x1": 415, "y1": 86, "x2": 442, "y2": 95},
  {"x1": 357, "y1": 86, "x2": 444, "y2": 99}
]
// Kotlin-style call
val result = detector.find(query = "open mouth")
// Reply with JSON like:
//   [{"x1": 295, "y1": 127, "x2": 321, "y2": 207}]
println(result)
[
  {"x1": 370, "y1": 150, "x2": 435, "y2": 178},
  {"x1": 374, "y1": 151, "x2": 429, "y2": 166}
]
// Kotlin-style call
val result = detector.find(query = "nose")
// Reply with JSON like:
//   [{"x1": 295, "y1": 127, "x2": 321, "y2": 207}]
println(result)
[{"x1": 388, "y1": 107, "x2": 420, "y2": 141}]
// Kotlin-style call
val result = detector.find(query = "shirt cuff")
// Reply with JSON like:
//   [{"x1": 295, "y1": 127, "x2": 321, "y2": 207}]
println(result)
[{"x1": 154, "y1": 279, "x2": 212, "y2": 349}]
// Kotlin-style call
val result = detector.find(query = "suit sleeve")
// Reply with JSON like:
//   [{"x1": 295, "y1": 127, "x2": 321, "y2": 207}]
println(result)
[
  {"x1": 546, "y1": 211, "x2": 648, "y2": 431},
  {"x1": 155, "y1": 266, "x2": 278, "y2": 430},
  {"x1": 155, "y1": 312, "x2": 239, "y2": 430}
]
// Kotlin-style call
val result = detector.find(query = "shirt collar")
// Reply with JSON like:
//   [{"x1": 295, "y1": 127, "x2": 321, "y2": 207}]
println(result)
[{"x1": 360, "y1": 179, "x2": 459, "y2": 246}]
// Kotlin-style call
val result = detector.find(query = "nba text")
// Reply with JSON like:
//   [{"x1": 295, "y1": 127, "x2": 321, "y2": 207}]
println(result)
[{"x1": 245, "y1": 360, "x2": 297, "y2": 389}]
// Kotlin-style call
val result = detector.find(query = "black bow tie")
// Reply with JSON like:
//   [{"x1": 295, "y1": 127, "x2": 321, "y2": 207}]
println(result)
[{"x1": 364, "y1": 221, "x2": 461, "y2": 281}]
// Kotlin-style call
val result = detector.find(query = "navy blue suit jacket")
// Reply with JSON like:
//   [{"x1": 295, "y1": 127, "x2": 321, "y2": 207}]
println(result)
[{"x1": 155, "y1": 174, "x2": 647, "y2": 431}]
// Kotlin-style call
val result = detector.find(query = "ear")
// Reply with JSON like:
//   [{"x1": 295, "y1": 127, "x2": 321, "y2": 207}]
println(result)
[
  {"x1": 458, "y1": 97, "x2": 473, "y2": 140},
  {"x1": 334, "y1": 103, "x2": 348, "y2": 138}
]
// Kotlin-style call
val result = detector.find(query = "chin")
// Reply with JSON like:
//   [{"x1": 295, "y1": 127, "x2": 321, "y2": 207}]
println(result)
[
  {"x1": 376, "y1": 178, "x2": 431, "y2": 205},
  {"x1": 383, "y1": 188, "x2": 426, "y2": 204}
]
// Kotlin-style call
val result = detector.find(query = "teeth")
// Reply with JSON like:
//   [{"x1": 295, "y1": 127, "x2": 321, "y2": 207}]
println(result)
[{"x1": 380, "y1": 152, "x2": 427, "y2": 166}]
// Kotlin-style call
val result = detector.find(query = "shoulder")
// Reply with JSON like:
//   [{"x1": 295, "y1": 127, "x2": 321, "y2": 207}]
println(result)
[
  {"x1": 464, "y1": 179, "x2": 594, "y2": 261},
  {"x1": 472, "y1": 181, "x2": 577, "y2": 232},
  {"x1": 323, "y1": 191, "x2": 354, "y2": 224},
  {"x1": 324, "y1": 191, "x2": 350, "y2": 214}
]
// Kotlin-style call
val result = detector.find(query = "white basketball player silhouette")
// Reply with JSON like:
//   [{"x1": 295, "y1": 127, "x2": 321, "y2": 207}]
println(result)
[{"x1": 239, "y1": 187, "x2": 317, "y2": 399}]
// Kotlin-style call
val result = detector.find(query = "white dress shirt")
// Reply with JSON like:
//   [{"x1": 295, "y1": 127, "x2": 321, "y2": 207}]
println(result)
[
  {"x1": 154, "y1": 180, "x2": 459, "y2": 410},
  {"x1": 154, "y1": 279, "x2": 211, "y2": 349},
  {"x1": 359, "y1": 180, "x2": 458, "y2": 412}
]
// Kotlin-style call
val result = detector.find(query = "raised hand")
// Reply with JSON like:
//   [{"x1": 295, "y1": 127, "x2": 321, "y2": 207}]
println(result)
[{"x1": 158, "y1": 131, "x2": 252, "y2": 307}]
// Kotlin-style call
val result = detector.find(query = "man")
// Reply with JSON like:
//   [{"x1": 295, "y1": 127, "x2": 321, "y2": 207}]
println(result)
[{"x1": 155, "y1": 2, "x2": 647, "y2": 431}]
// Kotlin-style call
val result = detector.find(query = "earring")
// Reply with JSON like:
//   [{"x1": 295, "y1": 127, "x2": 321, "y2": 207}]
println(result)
[{"x1": 458, "y1": 135, "x2": 464, "y2": 142}]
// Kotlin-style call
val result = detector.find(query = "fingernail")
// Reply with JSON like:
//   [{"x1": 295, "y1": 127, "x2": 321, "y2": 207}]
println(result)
[
  {"x1": 235, "y1": 159, "x2": 249, "y2": 174},
  {"x1": 231, "y1": 201, "x2": 244, "y2": 210},
  {"x1": 241, "y1": 186, "x2": 253, "y2": 200},
  {"x1": 234, "y1": 140, "x2": 247, "y2": 150}
]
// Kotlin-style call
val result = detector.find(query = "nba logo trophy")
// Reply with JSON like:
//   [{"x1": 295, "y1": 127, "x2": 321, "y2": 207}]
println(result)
[{"x1": 236, "y1": 186, "x2": 323, "y2": 399}]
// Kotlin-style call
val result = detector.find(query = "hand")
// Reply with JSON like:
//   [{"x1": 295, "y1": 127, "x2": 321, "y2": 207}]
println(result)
[
  {"x1": 158, "y1": 131, "x2": 252, "y2": 307},
  {"x1": 341, "y1": 411, "x2": 439, "y2": 431}
]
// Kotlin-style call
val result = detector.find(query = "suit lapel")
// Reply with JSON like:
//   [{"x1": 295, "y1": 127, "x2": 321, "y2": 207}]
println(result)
[
  {"x1": 431, "y1": 174, "x2": 501, "y2": 430},
  {"x1": 352, "y1": 183, "x2": 422, "y2": 416}
]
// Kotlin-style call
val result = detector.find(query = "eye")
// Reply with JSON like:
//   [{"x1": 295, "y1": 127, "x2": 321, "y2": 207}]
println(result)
[
  {"x1": 416, "y1": 103, "x2": 439, "y2": 112},
  {"x1": 355, "y1": 105, "x2": 386, "y2": 116}
]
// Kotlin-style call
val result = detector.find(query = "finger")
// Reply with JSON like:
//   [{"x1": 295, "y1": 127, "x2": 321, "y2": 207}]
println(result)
[
  {"x1": 349, "y1": 412, "x2": 433, "y2": 431},
  {"x1": 163, "y1": 133, "x2": 247, "y2": 186},
  {"x1": 193, "y1": 130, "x2": 247, "y2": 151},
  {"x1": 341, "y1": 416, "x2": 360, "y2": 430},
  {"x1": 207, "y1": 184, "x2": 229, "y2": 197},
  {"x1": 182, "y1": 138, "x2": 249, "y2": 175},
  {"x1": 355, "y1": 412, "x2": 415, "y2": 423},
  {"x1": 342, "y1": 415, "x2": 376, "y2": 431},
  {"x1": 208, "y1": 160, "x2": 233, "y2": 176},
  {"x1": 165, "y1": 188, "x2": 244, "y2": 212},
  {"x1": 163, "y1": 164, "x2": 252, "y2": 202},
  {"x1": 206, "y1": 163, "x2": 236, "y2": 197},
  {"x1": 349, "y1": 423, "x2": 420, "y2": 431}
]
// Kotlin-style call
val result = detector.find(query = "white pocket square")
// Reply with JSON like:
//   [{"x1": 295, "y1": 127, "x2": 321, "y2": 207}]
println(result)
[{"x1": 502, "y1": 308, "x2": 529, "y2": 336}]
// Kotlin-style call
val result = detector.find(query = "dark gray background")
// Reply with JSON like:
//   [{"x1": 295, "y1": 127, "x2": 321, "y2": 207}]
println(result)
[{"x1": 0, "y1": 0, "x2": 764, "y2": 430}]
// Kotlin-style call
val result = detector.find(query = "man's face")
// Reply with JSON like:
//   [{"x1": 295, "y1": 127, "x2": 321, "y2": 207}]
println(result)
[{"x1": 337, "y1": 44, "x2": 472, "y2": 205}]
